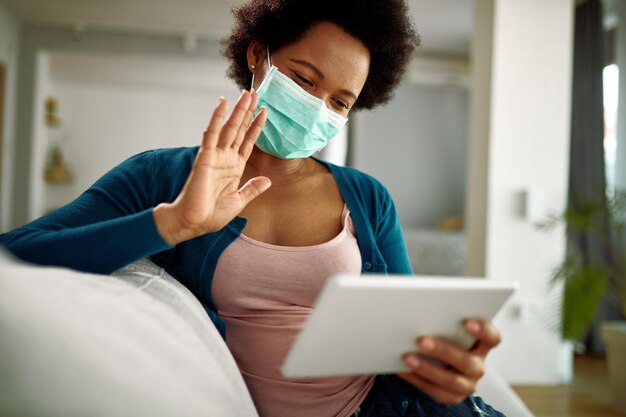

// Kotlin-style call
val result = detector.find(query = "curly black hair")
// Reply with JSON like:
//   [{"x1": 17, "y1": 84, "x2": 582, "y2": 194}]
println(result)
[{"x1": 220, "y1": 0, "x2": 420, "y2": 110}]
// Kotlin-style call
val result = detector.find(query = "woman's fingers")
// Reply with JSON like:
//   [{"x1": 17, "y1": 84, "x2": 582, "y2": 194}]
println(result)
[
  {"x1": 232, "y1": 90, "x2": 259, "y2": 151},
  {"x1": 219, "y1": 90, "x2": 252, "y2": 149},
  {"x1": 202, "y1": 90, "x2": 262, "y2": 155},
  {"x1": 403, "y1": 354, "x2": 476, "y2": 396},
  {"x1": 239, "y1": 107, "x2": 267, "y2": 159},
  {"x1": 464, "y1": 319, "x2": 501, "y2": 357},
  {"x1": 203, "y1": 97, "x2": 229, "y2": 149},
  {"x1": 416, "y1": 337, "x2": 484, "y2": 379},
  {"x1": 396, "y1": 372, "x2": 468, "y2": 405},
  {"x1": 397, "y1": 321, "x2": 501, "y2": 405}
]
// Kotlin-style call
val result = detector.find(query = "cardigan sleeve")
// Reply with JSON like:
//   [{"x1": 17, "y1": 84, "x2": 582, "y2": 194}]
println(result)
[
  {"x1": 0, "y1": 150, "x2": 173, "y2": 274},
  {"x1": 375, "y1": 188, "x2": 414, "y2": 275}
]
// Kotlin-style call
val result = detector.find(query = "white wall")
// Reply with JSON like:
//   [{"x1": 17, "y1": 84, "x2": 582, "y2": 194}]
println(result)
[
  {"x1": 28, "y1": 51, "x2": 240, "y2": 217},
  {"x1": 11, "y1": 25, "x2": 226, "y2": 229},
  {"x1": 467, "y1": 0, "x2": 575, "y2": 384},
  {"x1": 353, "y1": 76, "x2": 469, "y2": 229},
  {"x1": 0, "y1": 0, "x2": 20, "y2": 232}
]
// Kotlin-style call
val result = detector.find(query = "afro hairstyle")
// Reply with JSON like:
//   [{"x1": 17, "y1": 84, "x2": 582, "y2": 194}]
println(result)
[{"x1": 220, "y1": 0, "x2": 420, "y2": 110}]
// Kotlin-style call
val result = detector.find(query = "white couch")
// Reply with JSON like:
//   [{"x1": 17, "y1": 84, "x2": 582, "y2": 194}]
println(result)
[
  {"x1": 0, "y1": 252, "x2": 258, "y2": 417},
  {"x1": 0, "y1": 250, "x2": 534, "y2": 417}
]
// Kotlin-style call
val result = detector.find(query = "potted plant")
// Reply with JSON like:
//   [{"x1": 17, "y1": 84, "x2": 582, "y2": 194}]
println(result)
[{"x1": 542, "y1": 189, "x2": 626, "y2": 413}]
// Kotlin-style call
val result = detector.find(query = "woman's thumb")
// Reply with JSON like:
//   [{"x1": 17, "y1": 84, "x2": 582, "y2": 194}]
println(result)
[{"x1": 238, "y1": 176, "x2": 272, "y2": 206}]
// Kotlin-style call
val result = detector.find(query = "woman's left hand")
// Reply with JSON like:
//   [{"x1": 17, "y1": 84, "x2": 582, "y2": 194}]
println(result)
[{"x1": 396, "y1": 318, "x2": 501, "y2": 405}]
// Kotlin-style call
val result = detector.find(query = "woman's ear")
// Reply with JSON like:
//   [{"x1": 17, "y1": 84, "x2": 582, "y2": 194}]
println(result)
[
  {"x1": 246, "y1": 40, "x2": 265, "y2": 73},
  {"x1": 247, "y1": 40, "x2": 270, "y2": 90}
]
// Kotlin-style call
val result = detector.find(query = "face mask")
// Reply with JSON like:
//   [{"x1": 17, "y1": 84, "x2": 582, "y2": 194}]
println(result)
[{"x1": 252, "y1": 56, "x2": 348, "y2": 159}]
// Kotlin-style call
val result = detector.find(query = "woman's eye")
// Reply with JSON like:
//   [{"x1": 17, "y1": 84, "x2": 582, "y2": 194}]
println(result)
[
  {"x1": 333, "y1": 98, "x2": 350, "y2": 110},
  {"x1": 294, "y1": 72, "x2": 314, "y2": 87}
]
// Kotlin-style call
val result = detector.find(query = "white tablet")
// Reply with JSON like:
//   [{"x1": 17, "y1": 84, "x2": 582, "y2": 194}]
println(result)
[{"x1": 282, "y1": 274, "x2": 517, "y2": 378}]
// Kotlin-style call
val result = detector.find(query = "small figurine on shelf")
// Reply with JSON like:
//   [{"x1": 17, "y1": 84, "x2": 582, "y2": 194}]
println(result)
[
  {"x1": 44, "y1": 144, "x2": 72, "y2": 183},
  {"x1": 45, "y1": 97, "x2": 61, "y2": 128}
]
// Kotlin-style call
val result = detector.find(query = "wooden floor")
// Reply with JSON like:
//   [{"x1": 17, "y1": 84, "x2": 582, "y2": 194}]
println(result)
[{"x1": 512, "y1": 354, "x2": 623, "y2": 417}]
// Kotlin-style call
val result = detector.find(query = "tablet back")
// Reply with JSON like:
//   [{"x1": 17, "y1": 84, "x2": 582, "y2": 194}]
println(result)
[{"x1": 282, "y1": 275, "x2": 517, "y2": 378}]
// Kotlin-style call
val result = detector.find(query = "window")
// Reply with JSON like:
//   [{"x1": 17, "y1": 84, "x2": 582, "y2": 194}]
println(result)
[{"x1": 603, "y1": 63, "x2": 618, "y2": 195}]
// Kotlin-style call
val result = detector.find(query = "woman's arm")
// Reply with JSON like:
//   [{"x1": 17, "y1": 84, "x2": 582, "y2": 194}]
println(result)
[
  {"x1": 0, "y1": 151, "x2": 173, "y2": 274},
  {"x1": 1, "y1": 91, "x2": 269, "y2": 275}
]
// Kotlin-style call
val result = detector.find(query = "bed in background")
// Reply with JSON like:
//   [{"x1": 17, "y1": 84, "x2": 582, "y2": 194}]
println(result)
[{"x1": 403, "y1": 228, "x2": 467, "y2": 276}]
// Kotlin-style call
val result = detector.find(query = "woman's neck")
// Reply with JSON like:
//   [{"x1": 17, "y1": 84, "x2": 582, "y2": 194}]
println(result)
[{"x1": 246, "y1": 147, "x2": 315, "y2": 186}]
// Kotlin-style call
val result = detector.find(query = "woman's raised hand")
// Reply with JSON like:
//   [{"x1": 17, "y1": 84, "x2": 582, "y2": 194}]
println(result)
[{"x1": 154, "y1": 90, "x2": 270, "y2": 245}]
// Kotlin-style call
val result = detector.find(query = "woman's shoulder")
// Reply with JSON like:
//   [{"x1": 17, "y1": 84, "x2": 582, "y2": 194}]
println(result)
[
  {"x1": 98, "y1": 146, "x2": 200, "y2": 201},
  {"x1": 142, "y1": 146, "x2": 200, "y2": 163},
  {"x1": 125, "y1": 146, "x2": 199, "y2": 177},
  {"x1": 115, "y1": 146, "x2": 199, "y2": 171}
]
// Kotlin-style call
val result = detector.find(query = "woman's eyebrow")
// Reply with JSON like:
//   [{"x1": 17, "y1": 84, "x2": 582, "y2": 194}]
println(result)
[
  {"x1": 289, "y1": 58, "x2": 357, "y2": 101},
  {"x1": 338, "y1": 89, "x2": 357, "y2": 102},
  {"x1": 289, "y1": 58, "x2": 325, "y2": 79}
]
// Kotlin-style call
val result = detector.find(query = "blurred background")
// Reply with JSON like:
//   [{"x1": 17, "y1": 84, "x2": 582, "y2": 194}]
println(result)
[
  {"x1": 0, "y1": 0, "x2": 624, "y2": 416},
  {"x1": 0, "y1": 0, "x2": 473, "y2": 232}
]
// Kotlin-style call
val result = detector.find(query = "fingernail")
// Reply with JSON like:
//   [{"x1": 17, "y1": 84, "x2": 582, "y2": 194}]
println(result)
[
  {"x1": 420, "y1": 338, "x2": 435, "y2": 352},
  {"x1": 239, "y1": 90, "x2": 247, "y2": 99},
  {"x1": 406, "y1": 356, "x2": 420, "y2": 369},
  {"x1": 250, "y1": 87, "x2": 256, "y2": 94},
  {"x1": 467, "y1": 321, "x2": 481, "y2": 333}
]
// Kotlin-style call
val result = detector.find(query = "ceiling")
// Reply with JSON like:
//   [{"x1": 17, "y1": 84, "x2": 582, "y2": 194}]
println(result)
[{"x1": 2, "y1": 0, "x2": 473, "y2": 56}]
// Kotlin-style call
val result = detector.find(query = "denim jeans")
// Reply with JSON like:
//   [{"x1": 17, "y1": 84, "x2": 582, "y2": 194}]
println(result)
[{"x1": 353, "y1": 374, "x2": 506, "y2": 417}]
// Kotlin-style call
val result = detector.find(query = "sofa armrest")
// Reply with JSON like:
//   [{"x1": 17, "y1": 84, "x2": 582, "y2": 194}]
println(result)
[{"x1": 0, "y1": 251, "x2": 258, "y2": 417}]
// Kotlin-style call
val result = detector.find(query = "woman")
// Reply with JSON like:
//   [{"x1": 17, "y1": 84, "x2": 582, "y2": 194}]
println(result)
[{"x1": 1, "y1": 1, "x2": 505, "y2": 416}]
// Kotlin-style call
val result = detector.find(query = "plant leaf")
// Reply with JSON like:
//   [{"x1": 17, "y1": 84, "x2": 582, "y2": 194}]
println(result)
[{"x1": 561, "y1": 266, "x2": 610, "y2": 341}]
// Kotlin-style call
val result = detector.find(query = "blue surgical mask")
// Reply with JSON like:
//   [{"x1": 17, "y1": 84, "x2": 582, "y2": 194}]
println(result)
[{"x1": 253, "y1": 63, "x2": 348, "y2": 159}]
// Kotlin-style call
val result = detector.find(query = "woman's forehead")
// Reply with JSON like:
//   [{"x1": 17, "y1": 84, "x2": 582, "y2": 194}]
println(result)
[{"x1": 276, "y1": 21, "x2": 370, "y2": 93}]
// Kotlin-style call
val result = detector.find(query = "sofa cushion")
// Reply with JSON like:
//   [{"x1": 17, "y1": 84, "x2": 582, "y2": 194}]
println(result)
[{"x1": 0, "y1": 251, "x2": 258, "y2": 417}]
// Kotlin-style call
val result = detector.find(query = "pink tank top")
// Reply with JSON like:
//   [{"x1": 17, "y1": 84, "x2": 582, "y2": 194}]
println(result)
[{"x1": 212, "y1": 205, "x2": 374, "y2": 417}]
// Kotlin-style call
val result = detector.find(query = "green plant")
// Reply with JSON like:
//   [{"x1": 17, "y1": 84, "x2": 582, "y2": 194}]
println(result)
[{"x1": 541, "y1": 189, "x2": 626, "y2": 341}]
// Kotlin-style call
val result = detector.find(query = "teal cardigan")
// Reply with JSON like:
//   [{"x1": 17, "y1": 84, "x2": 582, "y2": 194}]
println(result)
[{"x1": 0, "y1": 147, "x2": 412, "y2": 334}]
